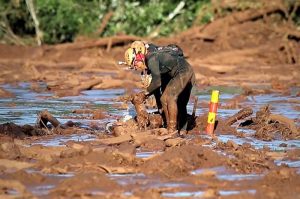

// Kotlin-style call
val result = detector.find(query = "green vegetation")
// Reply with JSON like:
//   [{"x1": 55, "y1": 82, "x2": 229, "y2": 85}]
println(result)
[
  {"x1": 0, "y1": 0, "x2": 213, "y2": 44},
  {"x1": 0, "y1": 0, "x2": 299, "y2": 45}
]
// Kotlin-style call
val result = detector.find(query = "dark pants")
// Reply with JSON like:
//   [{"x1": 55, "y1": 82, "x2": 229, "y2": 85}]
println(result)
[{"x1": 160, "y1": 62, "x2": 195, "y2": 131}]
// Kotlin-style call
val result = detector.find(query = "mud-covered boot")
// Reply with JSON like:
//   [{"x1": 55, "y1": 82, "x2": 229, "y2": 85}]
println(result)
[{"x1": 167, "y1": 120, "x2": 177, "y2": 135}]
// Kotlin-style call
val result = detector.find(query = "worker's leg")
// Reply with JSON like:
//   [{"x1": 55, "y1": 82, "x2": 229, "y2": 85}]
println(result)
[
  {"x1": 177, "y1": 81, "x2": 192, "y2": 130},
  {"x1": 162, "y1": 69, "x2": 193, "y2": 132},
  {"x1": 159, "y1": 74, "x2": 171, "y2": 127},
  {"x1": 177, "y1": 66, "x2": 194, "y2": 130},
  {"x1": 161, "y1": 83, "x2": 178, "y2": 132}
]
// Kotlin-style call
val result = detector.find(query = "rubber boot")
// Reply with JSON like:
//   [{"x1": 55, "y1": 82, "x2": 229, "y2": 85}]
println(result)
[
  {"x1": 160, "y1": 95, "x2": 169, "y2": 129},
  {"x1": 167, "y1": 100, "x2": 178, "y2": 134},
  {"x1": 167, "y1": 120, "x2": 177, "y2": 133}
]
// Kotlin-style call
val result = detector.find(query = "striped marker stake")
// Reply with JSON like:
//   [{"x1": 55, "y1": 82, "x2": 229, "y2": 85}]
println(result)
[{"x1": 206, "y1": 90, "x2": 219, "y2": 135}]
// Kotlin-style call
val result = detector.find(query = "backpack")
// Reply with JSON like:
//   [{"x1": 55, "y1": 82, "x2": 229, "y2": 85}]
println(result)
[{"x1": 157, "y1": 44, "x2": 184, "y2": 57}]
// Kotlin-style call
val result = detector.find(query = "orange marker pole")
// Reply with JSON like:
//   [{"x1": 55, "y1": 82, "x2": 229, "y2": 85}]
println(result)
[{"x1": 206, "y1": 90, "x2": 219, "y2": 135}]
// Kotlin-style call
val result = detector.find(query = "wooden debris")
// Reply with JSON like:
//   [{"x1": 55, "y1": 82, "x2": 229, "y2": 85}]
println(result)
[
  {"x1": 269, "y1": 114, "x2": 299, "y2": 135},
  {"x1": 225, "y1": 107, "x2": 253, "y2": 126},
  {"x1": 53, "y1": 35, "x2": 142, "y2": 50},
  {"x1": 36, "y1": 109, "x2": 61, "y2": 128},
  {"x1": 99, "y1": 134, "x2": 132, "y2": 145}
]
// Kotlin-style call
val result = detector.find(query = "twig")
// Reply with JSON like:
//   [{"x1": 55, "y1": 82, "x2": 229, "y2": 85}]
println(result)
[{"x1": 36, "y1": 114, "x2": 51, "y2": 135}]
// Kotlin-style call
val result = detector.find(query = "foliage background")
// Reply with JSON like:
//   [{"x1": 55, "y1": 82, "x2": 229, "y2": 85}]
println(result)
[{"x1": 0, "y1": 0, "x2": 299, "y2": 44}]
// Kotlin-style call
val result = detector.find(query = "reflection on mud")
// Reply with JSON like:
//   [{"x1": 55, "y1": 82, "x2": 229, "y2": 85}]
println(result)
[
  {"x1": 30, "y1": 185, "x2": 55, "y2": 196},
  {"x1": 217, "y1": 134, "x2": 300, "y2": 151},
  {"x1": 136, "y1": 151, "x2": 162, "y2": 158},
  {"x1": 31, "y1": 134, "x2": 97, "y2": 147},
  {"x1": 162, "y1": 189, "x2": 256, "y2": 198},
  {"x1": 275, "y1": 160, "x2": 300, "y2": 168},
  {"x1": 0, "y1": 83, "x2": 125, "y2": 126},
  {"x1": 191, "y1": 166, "x2": 262, "y2": 181}
]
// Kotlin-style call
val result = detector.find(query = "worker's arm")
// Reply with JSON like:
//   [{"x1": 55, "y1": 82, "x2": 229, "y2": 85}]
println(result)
[{"x1": 146, "y1": 55, "x2": 161, "y2": 95}]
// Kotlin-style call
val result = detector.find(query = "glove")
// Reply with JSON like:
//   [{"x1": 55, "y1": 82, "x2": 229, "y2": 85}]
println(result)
[{"x1": 141, "y1": 74, "x2": 152, "y2": 88}]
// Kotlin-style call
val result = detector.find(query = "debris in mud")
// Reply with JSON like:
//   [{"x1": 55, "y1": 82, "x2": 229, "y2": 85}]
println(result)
[
  {"x1": 225, "y1": 107, "x2": 253, "y2": 126},
  {"x1": 0, "y1": 122, "x2": 46, "y2": 138},
  {"x1": 0, "y1": 110, "x2": 83, "y2": 138},
  {"x1": 236, "y1": 105, "x2": 300, "y2": 140},
  {"x1": 36, "y1": 110, "x2": 61, "y2": 128}
]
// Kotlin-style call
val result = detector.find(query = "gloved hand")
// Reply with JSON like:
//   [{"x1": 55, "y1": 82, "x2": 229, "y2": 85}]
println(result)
[{"x1": 141, "y1": 74, "x2": 152, "y2": 88}]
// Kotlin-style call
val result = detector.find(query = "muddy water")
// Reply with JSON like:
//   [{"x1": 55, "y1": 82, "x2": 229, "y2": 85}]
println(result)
[
  {"x1": 0, "y1": 82, "x2": 125, "y2": 127},
  {"x1": 1, "y1": 83, "x2": 299, "y2": 197}
]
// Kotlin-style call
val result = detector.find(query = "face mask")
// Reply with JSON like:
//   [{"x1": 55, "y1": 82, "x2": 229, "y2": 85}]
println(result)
[{"x1": 133, "y1": 53, "x2": 145, "y2": 66}]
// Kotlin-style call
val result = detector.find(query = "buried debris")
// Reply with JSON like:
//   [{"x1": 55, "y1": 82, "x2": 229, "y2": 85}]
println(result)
[
  {"x1": 0, "y1": 122, "x2": 47, "y2": 138},
  {"x1": 225, "y1": 107, "x2": 253, "y2": 126},
  {"x1": 0, "y1": 110, "x2": 76, "y2": 138},
  {"x1": 228, "y1": 105, "x2": 300, "y2": 140},
  {"x1": 36, "y1": 109, "x2": 61, "y2": 128}
]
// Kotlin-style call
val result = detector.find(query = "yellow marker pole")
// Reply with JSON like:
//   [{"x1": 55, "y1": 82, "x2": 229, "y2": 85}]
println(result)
[{"x1": 206, "y1": 90, "x2": 219, "y2": 135}]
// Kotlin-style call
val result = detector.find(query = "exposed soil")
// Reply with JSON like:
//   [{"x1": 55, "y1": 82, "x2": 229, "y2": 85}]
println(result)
[{"x1": 0, "y1": 2, "x2": 300, "y2": 198}]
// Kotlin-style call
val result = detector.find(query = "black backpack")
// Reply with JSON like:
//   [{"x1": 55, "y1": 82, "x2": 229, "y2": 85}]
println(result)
[{"x1": 157, "y1": 44, "x2": 184, "y2": 57}]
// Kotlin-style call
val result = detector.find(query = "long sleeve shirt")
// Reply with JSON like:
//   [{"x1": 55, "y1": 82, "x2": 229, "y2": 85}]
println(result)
[{"x1": 146, "y1": 49, "x2": 186, "y2": 95}]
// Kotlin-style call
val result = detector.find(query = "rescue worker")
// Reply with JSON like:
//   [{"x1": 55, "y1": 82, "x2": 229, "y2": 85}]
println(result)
[
  {"x1": 130, "y1": 41, "x2": 163, "y2": 113},
  {"x1": 124, "y1": 41, "x2": 195, "y2": 133}
]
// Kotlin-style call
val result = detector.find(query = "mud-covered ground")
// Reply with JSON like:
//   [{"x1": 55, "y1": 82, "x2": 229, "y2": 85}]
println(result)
[{"x1": 0, "y1": 2, "x2": 300, "y2": 198}]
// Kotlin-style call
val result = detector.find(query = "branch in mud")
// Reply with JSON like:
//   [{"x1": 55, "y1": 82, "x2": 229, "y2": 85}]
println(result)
[
  {"x1": 225, "y1": 107, "x2": 253, "y2": 126},
  {"x1": 184, "y1": 4, "x2": 288, "y2": 41},
  {"x1": 36, "y1": 110, "x2": 61, "y2": 128},
  {"x1": 0, "y1": 110, "x2": 75, "y2": 138},
  {"x1": 53, "y1": 35, "x2": 142, "y2": 51},
  {"x1": 268, "y1": 114, "x2": 298, "y2": 135},
  {"x1": 238, "y1": 105, "x2": 300, "y2": 140}
]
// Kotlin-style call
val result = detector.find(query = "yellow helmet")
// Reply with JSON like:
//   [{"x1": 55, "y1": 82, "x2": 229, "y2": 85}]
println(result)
[
  {"x1": 131, "y1": 41, "x2": 146, "y2": 54},
  {"x1": 124, "y1": 48, "x2": 136, "y2": 66}
]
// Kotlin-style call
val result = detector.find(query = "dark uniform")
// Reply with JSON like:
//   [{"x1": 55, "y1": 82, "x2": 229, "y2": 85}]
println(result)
[{"x1": 145, "y1": 45, "x2": 195, "y2": 131}]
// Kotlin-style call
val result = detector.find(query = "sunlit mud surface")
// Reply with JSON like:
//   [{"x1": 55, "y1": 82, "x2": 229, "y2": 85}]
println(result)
[{"x1": 0, "y1": 82, "x2": 299, "y2": 198}]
